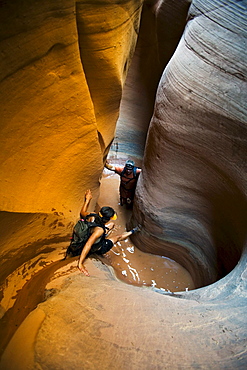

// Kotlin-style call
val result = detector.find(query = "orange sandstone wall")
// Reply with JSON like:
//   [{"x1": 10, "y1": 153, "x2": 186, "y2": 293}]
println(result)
[{"x1": 0, "y1": 0, "x2": 143, "y2": 215}]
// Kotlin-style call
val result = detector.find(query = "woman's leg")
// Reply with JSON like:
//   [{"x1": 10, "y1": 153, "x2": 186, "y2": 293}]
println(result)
[
  {"x1": 105, "y1": 221, "x2": 115, "y2": 236},
  {"x1": 108, "y1": 230, "x2": 133, "y2": 244},
  {"x1": 105, "y1": 221, "x2": 114, "y2": 230},
  {"x1": 107, "y1": 225, "x2": 141, "y2": 244}
]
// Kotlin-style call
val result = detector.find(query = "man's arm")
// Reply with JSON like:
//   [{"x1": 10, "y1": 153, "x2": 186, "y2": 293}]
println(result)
[
  {"x1": 105, "y1": 161, "x2": 116, "y2": 171},
  {"x1": 105, "y1": 161, "x2": 125, "y2": 176},
  {"x1": 78, "y1": 227, "x2": 104, "y2": 276},
  {"x1": 136, "y1": 168, "x2": 142, "y2": 178},
  {"x1": 80, "y1": 189, "x2": 93, "y2": 218}
]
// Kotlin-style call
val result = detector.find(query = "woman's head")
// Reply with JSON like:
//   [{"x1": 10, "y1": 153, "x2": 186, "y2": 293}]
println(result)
[{"x1": 99, "y1": 206, "x2": 117, "y2": 223}]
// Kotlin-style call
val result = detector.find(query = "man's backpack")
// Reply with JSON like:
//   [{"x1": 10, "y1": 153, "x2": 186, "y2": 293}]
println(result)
[
  {"x1": 65, "y1": 213, "x2": 104, "y2": 258},
  {"x1": 121, "y1": 166, "x2": 138, "y2": 178},
  {"x1": 120, "y1": 167, "x2": 140, "y2": 191}
]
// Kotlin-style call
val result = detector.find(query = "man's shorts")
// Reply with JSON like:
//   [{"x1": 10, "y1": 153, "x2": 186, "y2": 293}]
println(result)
[{"x1": 95, "y1": 239, "x2": 114, "y2": 255}]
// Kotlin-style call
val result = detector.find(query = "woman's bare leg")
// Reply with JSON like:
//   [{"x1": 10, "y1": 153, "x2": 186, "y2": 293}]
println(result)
[
  {"x1": 108, "y1": 230, "x2": 133, "y2": 245},
  {"x1": 105, "y1": 221, "x2": 115, "y2": 237},
  {"x1": 105, "y1": 221, "x2": 114, "y2": 230},
  {"x1": 107, "y1": 225, "x2": 141, "y2": 245}
]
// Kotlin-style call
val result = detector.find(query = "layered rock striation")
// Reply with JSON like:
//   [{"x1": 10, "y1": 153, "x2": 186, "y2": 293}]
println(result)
[
  {"x1": 0, "y1": 0, "x2": 247, "y2": 368},
  {"x1": 131, "y1": 0, "x2": 247, "y2": 288},
  {"x1": 115, "y1": 0, "x2": 191, "y2": 159}
]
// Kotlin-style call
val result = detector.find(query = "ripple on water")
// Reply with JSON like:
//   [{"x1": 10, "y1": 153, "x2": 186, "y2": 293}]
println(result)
[
  {"x1": 99, "y1": 171, "x2": 195, "y2": 293},
  {"x1": 106, "y1": 240, "x2": 195, "y2": 292}
]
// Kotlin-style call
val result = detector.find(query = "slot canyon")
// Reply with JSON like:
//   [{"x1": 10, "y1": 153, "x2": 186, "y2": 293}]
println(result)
[{"x1": 0, "y1": 0, "x2": 246, "y2": 368}]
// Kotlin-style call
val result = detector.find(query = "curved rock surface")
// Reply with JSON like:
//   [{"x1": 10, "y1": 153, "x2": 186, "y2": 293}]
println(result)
[
  {"x1": 1, "y1": 257, "x2": 247, "y2": 370},
  {"x1": 115, "y1": 0, "x2": 191, "y2": 159},
  {"x1": 0, "y1": 0, "x2": 247, "y2": 369},
  {"x1": 131, "y1": 0, "x2": 247, "y2": 287},
  {"x1": 0, "y1": 0, "x2": 143, "y2": 215}
]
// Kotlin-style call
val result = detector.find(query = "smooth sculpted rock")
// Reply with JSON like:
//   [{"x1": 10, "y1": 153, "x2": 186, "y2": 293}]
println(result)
[
  {"x1": 1, "y1": 258, "x2": 246, "y2": 369},
  {"x1": 115, "y1": 0, "x2": 191, "y2": 159},
  {"x1": 131, "y1": 0, "x2": 247, "y2": 289},
  {"x1": 0, "y1": 0, "x2": 143, "y2": 215},
  {"x1": 76, "y1": 0, "x2": 143, "y2": 153}
]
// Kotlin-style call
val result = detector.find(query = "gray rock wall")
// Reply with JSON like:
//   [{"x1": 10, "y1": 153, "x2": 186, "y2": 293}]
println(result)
[
  {"x1": 131, "y1": 0, "x2": 247, "y2": 288},
  {"x1": 115, "y1": 0, "x2": 191, "y2": 159},
  {"x1": 0, "y1": 1, "x2": 246, "y2": 368}
]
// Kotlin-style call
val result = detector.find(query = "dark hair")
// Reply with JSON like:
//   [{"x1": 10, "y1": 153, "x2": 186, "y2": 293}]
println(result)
[{"x1": 99, "y1": 206, "x2": 115, "y2": 223}]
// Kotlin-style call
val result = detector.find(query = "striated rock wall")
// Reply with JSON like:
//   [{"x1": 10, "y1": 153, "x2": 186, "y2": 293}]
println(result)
[
  {"x1": 0, "y1": 1, "x2": 246, "y2": 368},
  {"x1": 131, "y1": 0, "x2": 247, "y2": 287},
  {"x1": 0, "y1": 0, "x2": 143, "y2": 215},
  {"x1": 115, "y1": 0, "x2": 191, "y2": 159}
]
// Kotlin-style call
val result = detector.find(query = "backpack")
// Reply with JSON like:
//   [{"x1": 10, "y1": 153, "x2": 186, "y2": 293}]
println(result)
[
  {"x1": 120, "y1": 166, "x2": 140, "y2": 191},
  {"x1": 65, "y1": 213, "x2": 105, "y2": 258}
]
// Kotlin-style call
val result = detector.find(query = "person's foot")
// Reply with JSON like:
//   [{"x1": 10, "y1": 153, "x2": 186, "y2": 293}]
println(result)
[{"x1": 131, "y1": 225, "x2": 141, "y2": 234}]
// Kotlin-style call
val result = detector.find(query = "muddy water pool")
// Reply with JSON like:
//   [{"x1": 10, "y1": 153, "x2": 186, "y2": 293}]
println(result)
[{"x1": 98, "y1": 170, "x2": 195, "y2": 292}]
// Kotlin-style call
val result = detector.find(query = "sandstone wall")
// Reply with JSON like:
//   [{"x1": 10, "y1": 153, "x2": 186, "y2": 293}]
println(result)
[
  {"x1": 131, "y1": 0, "x2": 247, "y2": 287},
  {"x1": 0, "y1": 0, "x2": 143, "y2": 216},
  {"x1": 115, "y1": 0, "x2": 191, "y2": 159},
  {"x1": 0, "y1": 1, "x2": 246, "y2": 367}
]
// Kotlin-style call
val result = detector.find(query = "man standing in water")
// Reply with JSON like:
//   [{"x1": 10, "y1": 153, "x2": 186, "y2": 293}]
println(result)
[
  {"x1": 105, "y1": 160, "x2": 141, "y2": 208},
  {"x1": 77, "y1": 189, "x2": 140, "y2": 276}
]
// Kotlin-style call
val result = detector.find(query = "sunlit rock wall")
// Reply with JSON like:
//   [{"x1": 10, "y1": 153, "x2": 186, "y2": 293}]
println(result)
[
  {"x1": 131, "y1": 0, "x2": 247, "y2": 288},
  {"x1": 0, "y1": 0, "x2": 143, "y2": 216}
]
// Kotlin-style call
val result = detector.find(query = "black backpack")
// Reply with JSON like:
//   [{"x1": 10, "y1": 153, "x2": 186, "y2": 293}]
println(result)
[
  {"x1": 65, "y1": 213, "x2": 104, "y2": 258},
  {"x1": 120, "y1": 166, "x2": 140, "y2": 191},
  {"x1": 121, "y1": 166, "x2": 138, "y2": 178}
]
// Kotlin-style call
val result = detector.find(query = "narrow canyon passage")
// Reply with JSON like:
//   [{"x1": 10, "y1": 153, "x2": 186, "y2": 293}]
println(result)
[
  {"x1": 2, "y1": 159, "x2": 241, "y2": 359},
  {"x1": 99, "y1": 169, "x2": 195, "y2": 292},
  {"x1": 0, "y1": 168, "x2": 195, "y2": 359},
  {"x1": 0, "y1": 0, "x2": 246, "y2": 368}
]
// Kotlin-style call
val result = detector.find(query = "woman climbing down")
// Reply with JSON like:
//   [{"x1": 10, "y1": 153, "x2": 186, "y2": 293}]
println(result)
[{"x1": 76, "y1": 189, "x2": 140, "y2": 276}]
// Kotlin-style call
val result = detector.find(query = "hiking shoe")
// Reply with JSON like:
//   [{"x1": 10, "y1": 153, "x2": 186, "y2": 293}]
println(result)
[{"x1": 131, "y1": 225, "x2": 141, "y2": 234}]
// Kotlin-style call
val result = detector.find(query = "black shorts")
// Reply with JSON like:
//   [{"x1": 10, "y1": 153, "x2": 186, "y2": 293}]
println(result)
[{"x1": 95, "y1": 239, "x2": 114, "y2": 255}]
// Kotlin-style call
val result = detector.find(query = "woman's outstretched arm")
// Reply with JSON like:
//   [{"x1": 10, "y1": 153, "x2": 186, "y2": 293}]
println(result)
[
  {"x1": 80, "y1": 189, "x2": 93, "y2": 218},
  {"x1": 77, "y1": 227, "x2": 104, "y2": 276}
]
